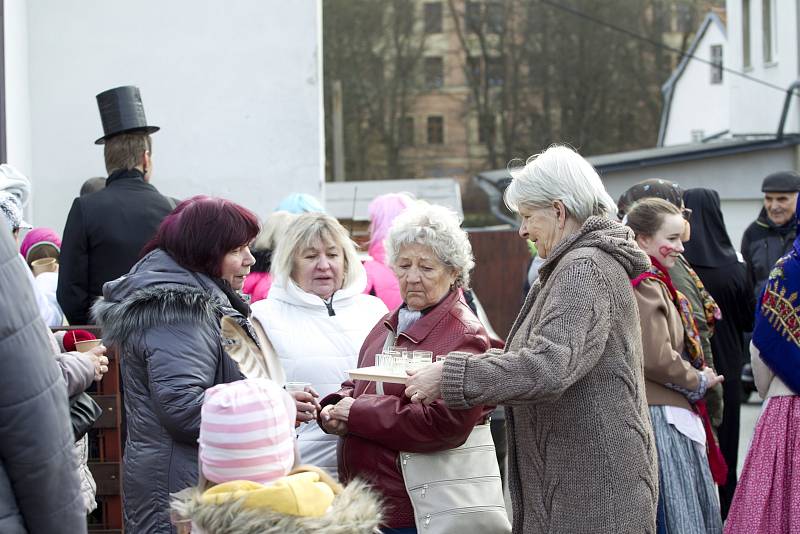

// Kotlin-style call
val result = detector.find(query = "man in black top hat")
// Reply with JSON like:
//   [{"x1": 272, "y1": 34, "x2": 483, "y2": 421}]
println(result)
[
  {"x1": 57, "y1": 86, "x2": 175, "y2": 324},
  {"x1": 740, "y1": 170, "x2": 800, "y2": 302}
]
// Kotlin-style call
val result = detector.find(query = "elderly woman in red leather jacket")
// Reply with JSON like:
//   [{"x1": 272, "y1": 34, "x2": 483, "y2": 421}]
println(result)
[{"x1": 318, "y1": 202, "x2": 500, "y2": 534}]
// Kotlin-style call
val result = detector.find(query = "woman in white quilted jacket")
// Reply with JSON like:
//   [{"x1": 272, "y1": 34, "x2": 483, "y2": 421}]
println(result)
[{"x1": 251, "y1": 213, "x2": 387, "y2": 476}]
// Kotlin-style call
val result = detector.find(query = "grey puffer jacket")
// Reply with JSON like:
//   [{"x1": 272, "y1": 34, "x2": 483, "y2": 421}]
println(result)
[
  {"x1": 0, "y1": 230, "x2": 86, "y2": 533},
  {"x1": 92, "y1": 249, "x2": 244, "y2": 534}
]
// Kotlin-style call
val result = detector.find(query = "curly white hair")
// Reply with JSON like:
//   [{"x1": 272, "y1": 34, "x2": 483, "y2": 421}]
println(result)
[{"x1": 386, "y1": 201, "x2": 474, "y2": 288}]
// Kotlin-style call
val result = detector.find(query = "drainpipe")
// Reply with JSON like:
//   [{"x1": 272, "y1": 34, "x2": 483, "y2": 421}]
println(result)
[
  {"x1": 776, "y1": 80, "x2": 800, "y2": 140},
  {"x1": 474, "y1": 174, "x2": 517, "y2": 226}
]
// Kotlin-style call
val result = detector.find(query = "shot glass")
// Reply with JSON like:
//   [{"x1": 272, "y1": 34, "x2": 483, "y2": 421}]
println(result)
[
  {"x1": 412, "y1": 351, "x2": 433, "y2": 365},
  {"x1": 31, "y1": 257, "x2": 58, "y2": 276},
  {"x1": 285, "y1": 381, "x2": 312, "y2": 393},
  {"x1": 74, "y1": 339, "x2": 102, "y2": 353}
]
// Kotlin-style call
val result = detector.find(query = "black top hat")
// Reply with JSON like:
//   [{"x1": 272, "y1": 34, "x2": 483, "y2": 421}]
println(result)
[{"x1": 95, "y1": 86, "x2": 160, "y2": 145}]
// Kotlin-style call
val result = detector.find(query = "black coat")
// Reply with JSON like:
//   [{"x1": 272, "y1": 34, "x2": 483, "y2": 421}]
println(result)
[
  {"x1": 57, "y1": 169, "x2": 174, "y2": 324},
  {"x1": 692, "y1": 262, "x2": 754, "y2": 517},
  {"x1": 740, "y1": 208, "x2": 796, "y2": 302},
  {"x1": 92, "y1": 249, "x2": 244, "y2": 534}
]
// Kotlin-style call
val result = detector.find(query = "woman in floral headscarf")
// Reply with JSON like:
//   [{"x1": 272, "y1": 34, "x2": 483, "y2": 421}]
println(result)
[{"x1": 724, "y1": 196, "x2": 800, "y2": 534}]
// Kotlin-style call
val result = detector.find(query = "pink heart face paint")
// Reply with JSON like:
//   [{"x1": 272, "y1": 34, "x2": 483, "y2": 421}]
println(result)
[
  {"x1": 659, "y1": 245, "x2": 678, "y2": 258},
  {"x1": 637, "y1": 213, "x2": 685, "y2": 269}
]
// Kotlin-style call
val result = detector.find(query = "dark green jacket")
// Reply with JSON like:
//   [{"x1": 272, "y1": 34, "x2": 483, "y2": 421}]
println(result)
[{"x1": 669, "y1": 255, "x2": 724, "y2": 426}]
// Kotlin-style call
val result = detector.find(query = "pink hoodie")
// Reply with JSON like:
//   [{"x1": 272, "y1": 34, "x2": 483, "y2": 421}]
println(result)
[
  {"x1": 362, "y1": 193, "x2": 412, "y2": 311},
  {"x1": 242, "y1": 271, "x2": 273, "y2": 303},
  {"x1": 363, "y1": 242, "x2": 403, "y2": 310}
]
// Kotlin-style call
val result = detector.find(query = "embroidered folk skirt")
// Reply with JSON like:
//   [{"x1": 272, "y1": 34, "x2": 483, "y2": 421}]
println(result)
[{"x1": 724, "y1": 396, "x2": 800, "y2": 534}]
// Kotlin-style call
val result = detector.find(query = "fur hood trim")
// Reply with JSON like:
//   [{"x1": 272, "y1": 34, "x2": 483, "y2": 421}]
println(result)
[
  {"x1": 171, "y1": 479, "x2": 383, "y2": 534},
  {"x1": 92, "y1": 285, "x2": 222, "y2": 348}
]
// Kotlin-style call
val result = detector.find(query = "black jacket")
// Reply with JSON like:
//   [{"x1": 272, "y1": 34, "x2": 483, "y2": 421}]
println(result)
[
  {"x1": 92, "y1": 249, "x2": 244, "y2": 534},
  {"x1": 0, "y1": 229, "x2": 86, "y2": 533},
  {"x1": 740, "y1": 208, "x2": 796, "y2": 302},
  {"x1": 57, "y1": 169, "x2": 174, "y2": 324}
]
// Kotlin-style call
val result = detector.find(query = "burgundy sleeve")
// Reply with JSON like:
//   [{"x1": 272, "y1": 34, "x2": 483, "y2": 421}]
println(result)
[
  {"x1": 346, "y1": 395, "x2": 486, "y2": 453},
  {"x1": 346, "y1": 332, "x2": 492, "y2": 453}
]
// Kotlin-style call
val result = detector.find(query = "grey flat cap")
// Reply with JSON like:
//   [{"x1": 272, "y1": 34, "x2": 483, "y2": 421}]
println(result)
[{"x1": 762, "y1": 171, "x2": 800, "y2": 192}]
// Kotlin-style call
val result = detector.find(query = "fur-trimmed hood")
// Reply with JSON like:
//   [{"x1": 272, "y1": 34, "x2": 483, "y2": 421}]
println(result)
[
  {"x1": 92, "y1": 249, "x2": 231, "y2": 348},
  {"x1": 171, "y1": 479, "x2": 383, "y2": 534}
]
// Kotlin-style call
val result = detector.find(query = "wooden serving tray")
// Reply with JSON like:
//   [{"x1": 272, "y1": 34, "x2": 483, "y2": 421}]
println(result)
[{"x1": 348, "y1": 365, "x2": 408, "y2": 384}]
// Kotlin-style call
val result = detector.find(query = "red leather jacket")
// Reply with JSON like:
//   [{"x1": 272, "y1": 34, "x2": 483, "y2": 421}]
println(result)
[{"x1": 319, "y1": 289, "x2": 494, "y2": 528}]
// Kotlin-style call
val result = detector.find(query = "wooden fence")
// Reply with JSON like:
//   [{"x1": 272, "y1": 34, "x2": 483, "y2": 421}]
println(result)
[{"x1": 467, "y1": 228, "x2": 529, "y2": 340}]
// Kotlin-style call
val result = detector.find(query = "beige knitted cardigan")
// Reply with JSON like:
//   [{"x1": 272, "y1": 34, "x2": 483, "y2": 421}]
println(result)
[{"x1": 442, "y1": 216, "x2": 658, "y2": 534}]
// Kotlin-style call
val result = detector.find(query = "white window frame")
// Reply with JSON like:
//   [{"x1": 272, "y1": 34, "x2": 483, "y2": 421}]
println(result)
[
  {"x1": 762, "y1": 0, "x2": 778, "y2": 65},
  {"x1": 743, "y1": 0, "x2": 752, "y2": 69},
  {"x1": 710, "y1": 44, "x2": 723, "y2": 84}
]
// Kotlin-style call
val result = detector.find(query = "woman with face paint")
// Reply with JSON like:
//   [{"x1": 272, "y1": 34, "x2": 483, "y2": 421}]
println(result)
[
  {"x1": 619, "y1": 180, "x2": 725, "y2": 434},
  {"x1": 626, "y1": 197, "x2": 724, "y2": 534}
]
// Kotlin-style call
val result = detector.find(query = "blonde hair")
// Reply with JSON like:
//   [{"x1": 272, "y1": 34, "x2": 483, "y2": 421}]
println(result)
[
  {"x1": 624, "y1": 197, "x2": 682, "y2": 238},
  {"x1": 253, "y1": 211, "x2": 297, "y2": 251},
  {"x1": 504, "y1": 145, "x2": 616, "y2": 222},
  {"x1": 271, "y1": 213, "x2": 362, "y2": 290}
]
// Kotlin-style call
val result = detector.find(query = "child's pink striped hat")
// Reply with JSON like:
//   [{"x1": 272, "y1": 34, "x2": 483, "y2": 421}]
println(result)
[{"x1": 199, "y1": 378, "x2": 296, "y2": 485}]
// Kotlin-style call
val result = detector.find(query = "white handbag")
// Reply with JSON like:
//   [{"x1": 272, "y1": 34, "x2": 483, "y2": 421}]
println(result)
[{"x1": 399, "y1": 423, "x2": 511, "y2": 533}]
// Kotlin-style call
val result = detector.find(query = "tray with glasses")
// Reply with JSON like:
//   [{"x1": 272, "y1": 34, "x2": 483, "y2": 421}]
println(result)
[{"x1": 348, "y1": 349, "x2": 435, "y2": 384}]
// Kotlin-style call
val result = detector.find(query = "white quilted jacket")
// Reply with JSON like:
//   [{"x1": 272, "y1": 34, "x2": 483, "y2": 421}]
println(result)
[{"x1": 251, "y1": 267, "x2": 387, "y2": 475}]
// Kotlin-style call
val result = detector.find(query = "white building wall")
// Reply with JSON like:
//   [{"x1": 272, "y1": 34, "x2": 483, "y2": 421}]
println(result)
[
  {"x1": 3, "y1": 0, "x2": 32, "y2": 178},
  {"x1": 9, "y1": 0, "x2": 323, "y2": 233},
  {"x1": 600, "y1": 144, "x2": 799, "y2": 248},
  {"x1": 727, "y1": 0, "x2": 800, "y2": 135},
  {"x1": 663, "y1": 22, "x2": 729, "y2": 145}
]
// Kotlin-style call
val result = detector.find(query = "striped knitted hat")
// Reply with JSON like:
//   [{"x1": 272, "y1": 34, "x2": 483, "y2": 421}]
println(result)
[{"x1": 199, "y1": 378, "x2": 296, "y2": 485}]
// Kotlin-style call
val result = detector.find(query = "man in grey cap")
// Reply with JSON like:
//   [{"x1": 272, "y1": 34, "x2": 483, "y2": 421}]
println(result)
[{"x1": 740, "y1": 170, "x2": 800, "y2": 301}]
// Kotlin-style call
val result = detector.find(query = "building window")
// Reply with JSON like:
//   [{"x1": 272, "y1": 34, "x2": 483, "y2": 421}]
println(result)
[
  {"x1": 466, "y1": 1, "x2": 481, "y2": 33},
  {"x1": 424, "y1": 57, "x2": 444, "y2": 89},
  {"x1": 710, "y1": 44, "x2": 723, "y2": 84},
  {"x1": 427, "y1": 116, "x2": 444, "y2": 144},
  {"x1": 675, "y1": 4, "x2": 693, "y2": 33},
  {"x1": 466, "y1": 56, "x2": 481, "y2": 83},
  {"x1": 424, "y1": 3, "x2": 443, "y2": 34},
  {"x1": 487, "y1": 56, "x2": 504, "y2": 87},
  {"x1": 400, "y1": 117, "x2": 414, "y2": 146},
  {"x1": 486, "y1": 2, "x2": 505, "y2": 34},
  {"x1": 743, "y1": 0, "x2": 751, "y2": 68},
  {"x1": 763, "y1": 0, "x2": 775, "y2": 63},
  {"x1": 478, "y1": 115, "x2": 495, "y2": 143}
]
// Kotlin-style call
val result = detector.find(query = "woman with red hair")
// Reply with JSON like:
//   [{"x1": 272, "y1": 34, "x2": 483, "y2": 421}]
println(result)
[{"x1": 93, "y1": 195, "x2": 259, "y2": 534}]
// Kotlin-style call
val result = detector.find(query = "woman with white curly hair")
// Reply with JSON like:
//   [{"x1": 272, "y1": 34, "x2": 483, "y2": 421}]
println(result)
[
  {"x1": 405, "y1": 145, "x2": 659, "y2": 533},
  {"x1": 319, "y1": 201, "x2": 508, "y2": 534}
]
